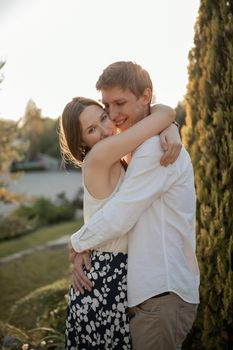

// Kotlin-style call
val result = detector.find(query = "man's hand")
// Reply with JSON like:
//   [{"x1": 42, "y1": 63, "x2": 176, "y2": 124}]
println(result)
[
  {"x1": 160, "y1": 123, "x2": 182, "y2": 166},
  {"x1": 71, "y1": 252, "x2": 93, "y2": 294}
]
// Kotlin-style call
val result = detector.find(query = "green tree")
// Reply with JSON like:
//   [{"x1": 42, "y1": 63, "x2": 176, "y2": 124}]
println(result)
[
  {"x1": 22, "y1": 99, "x2": 44, "y2": 161},
  {"x1": 0, "y1": 61, "x2": 27, "y2": 203},
  {"x1": 21, "y1": 102, "x2": 61, "y2": 162},
  {"x1": 175, "y1": 100, "x2": 186, "y2": 127},
  {"x1": 39, "y1": 117, "x2": 60, "y2": 159},
  {"x1": 0, "y1": 120, "x2": 26, "y2": 203},
  {"x1": 182, "y1": 0, "x2": 233, "y2": 348}
]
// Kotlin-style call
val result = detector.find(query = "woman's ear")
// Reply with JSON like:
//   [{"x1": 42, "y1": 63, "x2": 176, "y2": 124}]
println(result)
[{"x1": 142, "y1": 88, "x2": 152, "y2": 105}]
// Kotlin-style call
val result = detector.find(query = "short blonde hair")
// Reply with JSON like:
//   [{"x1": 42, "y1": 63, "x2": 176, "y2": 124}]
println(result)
[{"x1": 96, "y1": 61, "x2": 153, "y2": 99}]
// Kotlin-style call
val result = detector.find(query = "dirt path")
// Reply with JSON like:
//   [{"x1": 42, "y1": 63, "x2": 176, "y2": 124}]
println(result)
[{"x1": 0, "y1": 235, "x2": 70, "y2": 264}]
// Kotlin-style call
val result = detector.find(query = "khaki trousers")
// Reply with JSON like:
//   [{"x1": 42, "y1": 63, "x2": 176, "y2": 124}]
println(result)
[{"x1": 128, "y1": 292, "x2": 198, "y2": 350}]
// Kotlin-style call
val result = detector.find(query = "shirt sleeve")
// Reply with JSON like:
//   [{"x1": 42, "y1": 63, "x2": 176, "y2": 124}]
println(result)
[{"x1": 71, "y1": 137, "x2": 177, "y2": 252}]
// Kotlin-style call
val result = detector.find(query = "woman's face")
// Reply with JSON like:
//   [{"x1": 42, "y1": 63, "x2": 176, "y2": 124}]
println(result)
[{"x1": 80, "y1": 105, "x2": 116, "y2": 149}]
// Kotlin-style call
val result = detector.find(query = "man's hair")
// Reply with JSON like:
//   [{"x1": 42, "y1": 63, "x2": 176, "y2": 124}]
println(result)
[{"x1": 96, "y1": 61, "x2": 153, "y2": 98}]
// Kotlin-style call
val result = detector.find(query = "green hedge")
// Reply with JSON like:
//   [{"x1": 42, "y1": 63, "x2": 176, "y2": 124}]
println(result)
[
  {"x1": 14, "y1": 197, "x2": 75, "y2": 226},
  {"x1": 0, "y1": 215, "x2": 36, "y2": 241},
  {"x1": 0, "y1": 196, "x2": 77, "y2": 241}
]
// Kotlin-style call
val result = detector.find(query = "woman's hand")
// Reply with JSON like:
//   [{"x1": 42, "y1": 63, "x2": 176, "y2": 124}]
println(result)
[
  {"x1": 159, "y1": 123, "x2": 182, "y2": 166},
  {"x1": 67, "y1": 239, "x2": 93, "y2": 293},
  {"x1": 71, "y1": 252, "x2": 93, "y2": 294},
  {"x1": 67, "y1": 239, "x2": 77, "y2": 264}
]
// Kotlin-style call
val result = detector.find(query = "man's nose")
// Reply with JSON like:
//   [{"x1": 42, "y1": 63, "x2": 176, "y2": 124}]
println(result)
[{"x1": 108, "y1": 105, "x2": 118, "y2": 121}]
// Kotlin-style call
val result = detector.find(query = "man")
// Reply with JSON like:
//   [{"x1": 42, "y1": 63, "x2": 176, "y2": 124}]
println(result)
[{"x1": 69, "y1": 61, "x2": 200, "y2": 350}]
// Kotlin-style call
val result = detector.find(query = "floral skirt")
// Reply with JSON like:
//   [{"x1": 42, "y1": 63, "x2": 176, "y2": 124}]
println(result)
[{"x1": 65, "y1": 250, "x2": 131, "y2": 349}]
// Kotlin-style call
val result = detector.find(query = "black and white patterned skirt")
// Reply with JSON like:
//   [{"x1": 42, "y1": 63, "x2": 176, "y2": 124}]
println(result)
[{"x1": 65, "y1": 250, "x2": 131, "y2": 349}]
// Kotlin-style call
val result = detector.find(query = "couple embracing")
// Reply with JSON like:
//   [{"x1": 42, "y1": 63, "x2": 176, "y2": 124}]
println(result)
[{"x1": 59, "y1": 61, "x2": 200, "y2": 350}]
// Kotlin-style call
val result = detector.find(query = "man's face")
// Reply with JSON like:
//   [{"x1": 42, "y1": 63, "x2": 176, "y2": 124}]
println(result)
[{"x1": 101, "y1": 86, "x2": 150, "y2": 132}]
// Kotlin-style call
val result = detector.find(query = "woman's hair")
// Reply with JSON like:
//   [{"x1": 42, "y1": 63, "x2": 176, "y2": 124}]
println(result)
[
  {"x1": 59, "y1": 96, "x2": 103, "y2": 167},
  {"x1": 96, "y1": 61, "x2": 153, "y2": 99}
]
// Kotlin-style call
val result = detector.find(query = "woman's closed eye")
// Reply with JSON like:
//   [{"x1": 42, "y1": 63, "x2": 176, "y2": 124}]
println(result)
[
  {"x1": 101, "y1": 113, "x2": 109, "y2": 122},
  {"x1": 88, "y1": 126, "x2": 96, "y2": 134}
]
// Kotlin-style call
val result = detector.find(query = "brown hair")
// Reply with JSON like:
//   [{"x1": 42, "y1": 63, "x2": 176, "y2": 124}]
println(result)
[
  {"x1": 59, "y1": 96, "x2": 103, "y2": 167},
  {"x1": 96, "y1": 61, "x2": 153, "y2": 99}
]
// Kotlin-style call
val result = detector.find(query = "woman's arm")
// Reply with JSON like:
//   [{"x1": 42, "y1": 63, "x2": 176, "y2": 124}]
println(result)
[
  {"x1": 87, "y1": 104, "x2": 175, "y2": 167},
  {"x1": 159, "y1": 123, "x2": 182, "y2": 166}
]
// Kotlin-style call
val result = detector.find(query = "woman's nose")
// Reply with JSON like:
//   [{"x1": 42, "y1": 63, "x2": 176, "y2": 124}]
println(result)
[{"x1": 100, "y1": 126, "x2": 111, "y2": 137}]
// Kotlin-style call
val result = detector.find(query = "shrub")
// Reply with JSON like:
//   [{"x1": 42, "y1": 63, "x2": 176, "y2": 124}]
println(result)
[
  {"x1": 71, "y1": 188, "x2": 83, "y2": 209},
  {"x1": 9, "y1": 278, "x2": 69, "y2": 332},
  {"x1": 14, "y1": 196, "x2": 76, "y2": 228},
  {"x1": 0, "y1": 214, "x2": 35, "y2": 241},
  {"x1": 0, "y1": 194, "x2": 78, "y2": 241},
  {"x1": 0, "y1": 321, "x2": 31, "y2": 350},
  {"x1": 0, "y1": 320, "x2": 65, "y2": 350}
]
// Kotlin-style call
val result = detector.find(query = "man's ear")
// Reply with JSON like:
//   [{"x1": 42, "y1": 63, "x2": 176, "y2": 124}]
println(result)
[{"x1": 142, "y1": 88, "x2": 152, "y2": 105}]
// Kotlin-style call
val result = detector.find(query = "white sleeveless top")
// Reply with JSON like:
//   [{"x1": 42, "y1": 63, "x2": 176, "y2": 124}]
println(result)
[{"x1": 82, "y1": 166, "x2": 127, "y2": 253}]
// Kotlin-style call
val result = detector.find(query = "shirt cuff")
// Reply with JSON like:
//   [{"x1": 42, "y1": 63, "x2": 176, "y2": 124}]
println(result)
[{"x1": 70, "y1": 226, "x2": 97, "y2": 253}]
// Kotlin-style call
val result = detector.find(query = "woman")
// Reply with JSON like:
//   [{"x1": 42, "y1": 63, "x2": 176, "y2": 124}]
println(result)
[{"x1": 59, "y1": 96, "x2": 175, "y2": 349}]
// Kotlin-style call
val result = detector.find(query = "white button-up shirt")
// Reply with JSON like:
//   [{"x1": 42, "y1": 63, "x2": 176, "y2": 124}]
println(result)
[{"x1": 71, "y1": 136, "x2": 200, "y2": 307}]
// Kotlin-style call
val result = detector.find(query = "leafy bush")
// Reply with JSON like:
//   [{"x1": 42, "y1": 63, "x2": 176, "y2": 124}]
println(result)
[
  {"x1": 1, "y1": 277, "x2": 69, "y2": 349},
  {"x1": 0, "y1": 214, "x2": 35, "y2": 241},
  {"x1": 71, "y1": 188, "x2": 83, "y2": 209},
  {"x1": 9, "y1": 278, "x2": 69, "y2": 331},
  {"x1": 15, "y1": 195, "x2": 75, "y2": 226},
  {"x1": 0, "y1": 321, "x2": 31, "y2": 350},
  {"x1": 0, "y1": 194, "x2": 77, "y2": 241},
  {"x1": 6, "y1": 279, "x2": 69, "y2": 349},
  {"x1": 0, "y1": 320, "x2": 65, "y2": 350}
]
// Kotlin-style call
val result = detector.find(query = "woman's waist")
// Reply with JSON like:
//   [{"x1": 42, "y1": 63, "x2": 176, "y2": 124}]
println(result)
[{"x1": 95, "y1": 235, "x2": 127, "y2": 254}]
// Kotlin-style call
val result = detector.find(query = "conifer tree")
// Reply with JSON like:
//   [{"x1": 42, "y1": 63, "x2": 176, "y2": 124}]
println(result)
[{"x1": 182, "y1": 0, "x2": 233, "y2": 348}]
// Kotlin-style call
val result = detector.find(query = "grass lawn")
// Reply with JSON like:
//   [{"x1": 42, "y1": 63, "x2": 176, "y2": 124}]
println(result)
[
  {"x1": 0, "y1": 220, "x2": 83, "y2": 322},
  {"x1": 0, "y1": 220, "x2": 83, "y2": 257},
  {"x1": 0, "y1": 246, "x2": 70, "y2": 322}
]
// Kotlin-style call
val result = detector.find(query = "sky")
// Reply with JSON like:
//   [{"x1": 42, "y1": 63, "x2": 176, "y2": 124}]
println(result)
[{"x1": 0, "y1": 0, "x2": 200, "y2": 121}]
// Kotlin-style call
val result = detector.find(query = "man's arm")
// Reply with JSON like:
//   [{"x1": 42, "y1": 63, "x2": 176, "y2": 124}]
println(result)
[{"x1": 71, "y1": 137, "x2": 179, "y2": 252}]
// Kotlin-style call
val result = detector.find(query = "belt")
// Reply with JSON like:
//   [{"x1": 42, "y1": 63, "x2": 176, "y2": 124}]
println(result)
[{"x1": 151, "y1": 292, "x2": 170, "y2": 298}]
